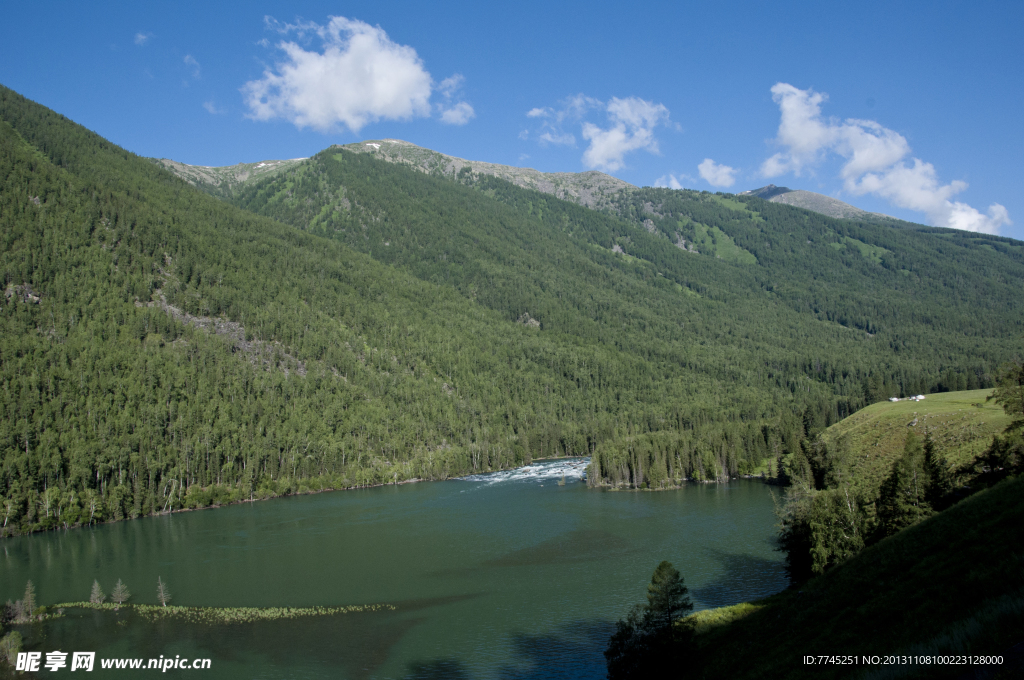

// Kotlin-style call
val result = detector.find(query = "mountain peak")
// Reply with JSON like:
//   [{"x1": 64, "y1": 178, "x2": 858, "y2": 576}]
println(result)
[
  {"x1": 338, "y1": 139, "x2": 635, "y2": 211},
  {"x1": 741, "y1": 185, "x2": 900, "y2": 223}
]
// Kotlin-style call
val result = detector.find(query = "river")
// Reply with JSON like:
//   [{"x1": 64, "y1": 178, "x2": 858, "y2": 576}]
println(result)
[{"x1": 1, "y1": 459, "x2": 787, "y2": 678}]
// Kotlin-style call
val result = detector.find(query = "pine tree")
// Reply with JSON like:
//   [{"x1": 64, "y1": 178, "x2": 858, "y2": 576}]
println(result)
[
  {"x1": 990, "y1": 359, "x2": 1024, "y2": 419},
  {"x1": 156, "y1": 577, "x2": 171, "y2": 607},
  {"x1": 877, "y1": 433, "x2": 934, "y2": 537},
  {"x1": 605, "y1": 562, "x2": 694, "y2": 679},
  {"x1": 646, "y1": 561, "x2": 693, "y2": 629},
  {"x1": 21, "y1": 581, "x2": 36, "y2": 621},
  {"x1": 111, "y1": 579, "x2": 130, "y2": 607},
  {"x1": 89, "y1": 580, "x2": 106, "y2": 604}
]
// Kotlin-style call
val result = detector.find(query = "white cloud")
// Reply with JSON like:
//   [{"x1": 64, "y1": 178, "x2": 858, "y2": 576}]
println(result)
[
  {"x1": 184, "y1": 54, "x2": 201, "y2": 79},
  {"x1": 539, "y1": 131, "x2": 575, "y2": 146},
  {"x1": 134, "y1": 32, "x2": 151, "y2": 46},
  {"x1": 440, "y1": 101, "x2": 475, "y2": 125},
  {"x1": 523, "y1": 94, "x2": 669, "y2": 171},
  {"x1": 761, "y1": 82, "x2": 1010, "y2": 234},
  {"x1": 697, "y1": 158, "x2": 737, "y2": 188},
  {"x1": 436, "y1": 73, "x2": 474, "y2": 125},
  {"x1": 851, "y1": 159, "x2": 1009, "y2": 235},
  {"x1": 655, "y1": 174, "x2": 684, "y2": 190},
  {"x1": 203, "y1": 101, "x2": 224, "y2": 115},
  {"x1": 438, "y1": 74, "x2": 464, "y2": 99},
  {"x1": 243, "y1": 16, "x2": 433, "y2": 133},
  {"x1": 581, "y1": 97, "x2": 670, "y2": 171}
]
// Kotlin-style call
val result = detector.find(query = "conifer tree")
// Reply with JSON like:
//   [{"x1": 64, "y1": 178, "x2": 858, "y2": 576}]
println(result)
[
  {"x1": 89, "y1": 580, "x2": 106, "y2": 604},
  {"x1": 21, "y1": 581, "x2": 36, "y2": 621},
  {"x1": 990, "y1": 359, "x2": 1024, "y2": 419},
  {"x1": 646, "y1": 561, "x2": 693, "y2": 629},
  {"x1": 877, "y1": 433, "x2": 934, "y2": 537},
  {"x1": 605, "y1": 561, "x2": 693, "y2": 679},
  {"x1": 111, "y1": 579, "x2": 130, "y2": 607},
  {"x1": 156, "y1": 577, "x2": 171, "y2": 607}
]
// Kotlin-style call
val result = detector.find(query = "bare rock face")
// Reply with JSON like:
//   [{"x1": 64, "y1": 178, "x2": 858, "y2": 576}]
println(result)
[
  {"x1": 516, "y1": 313, "x2": 541, "y2": 329},
  {"x1": 740, "y1": 185, "x2": 898, "y2": 223},
  {"x1": 152, "y1": 157, "x2": 307, "y2": 197},
  {"x1": 340, "y1": 139, "x2": 636, "y2": 212}
]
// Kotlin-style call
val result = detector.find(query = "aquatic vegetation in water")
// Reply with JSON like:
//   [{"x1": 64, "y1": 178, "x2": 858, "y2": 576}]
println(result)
[{"x1": 50, "y1": 602, "x2": 396, "y2": 625}]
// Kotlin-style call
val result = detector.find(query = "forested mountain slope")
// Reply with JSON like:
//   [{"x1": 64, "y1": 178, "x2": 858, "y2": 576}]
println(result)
[
  {"x1": 1, "y1": 83, "x2": 1022, "y2": 536},
  {"x1": 228, "y1": 146, "x2": 1024, "y2": 485},
  {"x1": 0, "y1": 86, "x2": 678, "y2": 534}
]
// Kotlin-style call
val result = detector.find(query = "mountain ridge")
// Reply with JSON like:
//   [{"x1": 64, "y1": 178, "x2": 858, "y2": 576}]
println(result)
[
  {"x1": 740, "y1": 183, "x2": 902, "y2": 224},
  {"x1": 156, "y1": 142, "x2": 928, "y2": 230}
]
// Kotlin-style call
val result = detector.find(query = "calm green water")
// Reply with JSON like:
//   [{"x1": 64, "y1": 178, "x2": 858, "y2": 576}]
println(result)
[{"x1": 1, "y1": 460, "x2": 787, "y2": 678}]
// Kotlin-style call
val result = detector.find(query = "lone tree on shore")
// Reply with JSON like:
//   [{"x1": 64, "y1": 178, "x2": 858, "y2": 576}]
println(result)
[
  {"x1": 605, "y1": 561, "x2": 694, "y2": 679},
  {"x1": 13, "y1": 581, "x2": 37, "y2": 623},
  {"x1": 156, "y1": 577, "x2": 171, "y2": 607},
  {"x1": 89, "y1": 580, "x2": 106, "y2": 604},
  {"x1": 646, "y1": 561, "x2": 693, "y2": 629},
  {"x1": 110, "y1": 579, "x2": 130, "y2": 608}
]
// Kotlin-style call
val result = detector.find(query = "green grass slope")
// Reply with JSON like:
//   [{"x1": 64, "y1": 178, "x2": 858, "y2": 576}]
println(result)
[
  {"x1": 820, "y1": 389, "x2": 1013, "y2": 491},
  {"x1": 681, "y1": 474, "x2": 1024, "y2": 679}
]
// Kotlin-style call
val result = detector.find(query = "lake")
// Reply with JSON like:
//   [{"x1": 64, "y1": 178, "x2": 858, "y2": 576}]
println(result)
[{"x1": 1, "y1": 459, "x2": 787, "y2": 678}]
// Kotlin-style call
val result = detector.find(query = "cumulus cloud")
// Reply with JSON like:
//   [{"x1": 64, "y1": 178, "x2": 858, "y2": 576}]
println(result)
[
  {"x1": 522, "y1": 94, "x2": 668, "y2": 171},
  {"x1": 851, "y1": 159, "x2": 1010, "y2": 235},
  {"x1": 521, "y1": 95, "x2": 599, "y2": 149},
  {"x1": 697, "y1": 158, "x2": 737, "y2": 188},
  {"x1": 134, "y1": 32, "x2": 151, "y2": 46},
  {"x1": 436, "y1": 74, "x2": 474, "y2": 125},
  {"x1": 440, "y1": 101, "x2": 474, "y2": 125},
  {"x1": 761, "y1": 82, "x2": 1010, "y2": 234},
  {"x1": 581, "y1": 97, "x2": 669, "y2": 171},
  {"x1": 243, "y1": 16, "x2": 434, "y2": 132}
]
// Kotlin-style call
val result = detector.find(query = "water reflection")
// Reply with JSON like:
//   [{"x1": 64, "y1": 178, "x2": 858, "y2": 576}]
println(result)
[{"x1": 2, "y1": 463, "x2": 786, "y2": 679}]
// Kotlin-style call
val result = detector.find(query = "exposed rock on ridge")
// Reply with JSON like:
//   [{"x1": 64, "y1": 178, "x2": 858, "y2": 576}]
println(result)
[
  {"x1": 741, "y1": 184, "x2": 898, "y2": 223},
  {"x1": 338, "y1": 139, "x2": 635, "y2": 212}
]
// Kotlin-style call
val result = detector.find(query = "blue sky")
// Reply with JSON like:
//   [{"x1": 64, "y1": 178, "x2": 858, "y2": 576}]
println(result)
[{"x1": 2, "y1": 1, "x2": 1021, "y2": 239}]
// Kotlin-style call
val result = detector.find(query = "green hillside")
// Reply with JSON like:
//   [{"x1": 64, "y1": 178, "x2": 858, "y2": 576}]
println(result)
[
  {"x1": 1, "y1": 85, "x2": 684, "y2": 534},
  {"x1": 819, "y1": 389, "x2": 1013, "y2": 491},
  {"x1": 678, "y1": 474, "x2": 1024, "y2": 679},
  {"x1": 227, "y1": 146, "x2": 1023, "y2": 486},
  {"x1": 1, "y1": 82, "x2": 1023, "y2": 536}
]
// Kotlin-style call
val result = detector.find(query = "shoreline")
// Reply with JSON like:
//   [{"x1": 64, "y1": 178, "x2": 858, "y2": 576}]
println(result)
[
  {"x1": 0, "y1": 457, "x2": 592, "y2": 539},
  {"x1": 2, "y1": 458, "x2": 769, "y2": 538}
]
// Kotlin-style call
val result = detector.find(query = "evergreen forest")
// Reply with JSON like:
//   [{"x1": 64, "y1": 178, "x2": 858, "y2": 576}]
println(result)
[{"x1": 1, "y1": 84, "x2": 1022, "y2": 535}]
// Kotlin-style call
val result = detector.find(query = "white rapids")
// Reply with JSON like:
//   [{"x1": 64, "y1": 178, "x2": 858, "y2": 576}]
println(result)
[{"x1": 457, "y1": 458, "x2": 591, "y2": 485}]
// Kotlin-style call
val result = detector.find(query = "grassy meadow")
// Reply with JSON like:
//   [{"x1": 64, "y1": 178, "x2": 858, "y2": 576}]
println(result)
[{"x1": 820, "y1": 389, "x2": 1012, "y2": 491}]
